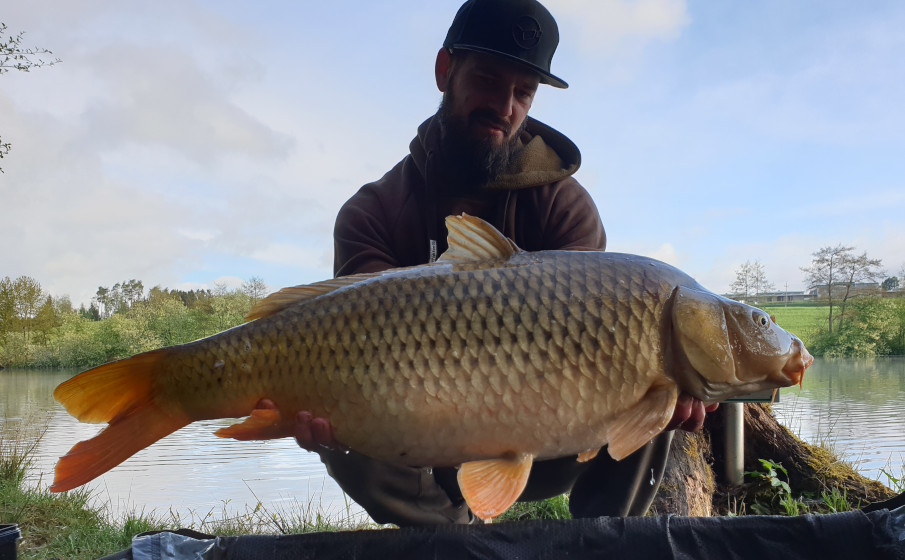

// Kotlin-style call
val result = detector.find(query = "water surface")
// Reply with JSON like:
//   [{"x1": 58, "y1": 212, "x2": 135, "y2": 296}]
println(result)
[
  {"x1": 0, "y1": 367, "x2": 361, "y2": 522},
  {"x1": 2, "y1": 357, "x2": 903, "y2": 522}
]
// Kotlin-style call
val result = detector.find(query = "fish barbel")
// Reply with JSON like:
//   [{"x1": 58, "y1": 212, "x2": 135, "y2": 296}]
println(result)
[{"x1": 51, "y1": 214, "x2": 813, "y2": 520}]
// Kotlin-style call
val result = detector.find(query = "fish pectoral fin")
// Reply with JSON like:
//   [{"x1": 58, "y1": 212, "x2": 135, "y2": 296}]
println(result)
[
  {"x1": 457, "y1": 452, "x2": 534, "y2": 521},
  {"x1": 214, "y1": 408, "x2": 289, "y2": 441},
  {"x1": 576, "y1": 448, "x2": 601, "y2": 463},
  {"x1": 606, "y1": 384, "x2": 678, "y2": 461}
]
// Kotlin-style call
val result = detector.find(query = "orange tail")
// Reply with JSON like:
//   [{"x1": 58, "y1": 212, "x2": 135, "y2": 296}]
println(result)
[{"x1": 51, "y1": 349, "x2": 191, "y2": 492}]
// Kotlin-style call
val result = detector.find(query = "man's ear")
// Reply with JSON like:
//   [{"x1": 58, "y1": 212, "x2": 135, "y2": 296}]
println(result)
[{"x1": 435, "y1": 48, "x2": 452, "y2": 92}]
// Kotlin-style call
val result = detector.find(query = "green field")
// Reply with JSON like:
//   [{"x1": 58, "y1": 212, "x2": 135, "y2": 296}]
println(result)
[{"x1": 759, "y1": 305, "x2": 830, "y2": 348}]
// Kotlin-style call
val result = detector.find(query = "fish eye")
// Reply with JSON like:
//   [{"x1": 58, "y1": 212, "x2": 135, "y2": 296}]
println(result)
[{"x1": 753, "y1": 312, "x2": 770, "y2": 328}]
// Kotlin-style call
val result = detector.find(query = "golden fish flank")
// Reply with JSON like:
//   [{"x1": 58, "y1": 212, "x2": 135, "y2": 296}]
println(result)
[{"x1": 51, "y1": 214, "x2": 813, "y2": 521}]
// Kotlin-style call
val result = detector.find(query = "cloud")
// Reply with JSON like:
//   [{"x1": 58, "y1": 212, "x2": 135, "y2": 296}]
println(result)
[
  {"x1": 79, "y1": 45, "x2": 293, "y2": 165},
  {"x1": 554, "y1": 0, "x2": 689, "y2": 54}
]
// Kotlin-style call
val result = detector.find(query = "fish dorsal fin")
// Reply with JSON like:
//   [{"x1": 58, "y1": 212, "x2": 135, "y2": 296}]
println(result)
[
  {"x1": 245, "y1": 273, "x2": 377, "y2": 321},
  {"x1": 436, "y1": 214, "x2": 522, "y2": 264},
  {"x1": 605, "y1": 382, "x2": 678, "y2": 461},
  {"x1": 457, "y1": 452, "x2": 534, "y2": 521}
]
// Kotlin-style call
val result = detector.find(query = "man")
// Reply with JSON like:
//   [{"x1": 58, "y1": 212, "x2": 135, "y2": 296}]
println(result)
[{"x1": 274, "y1": 0, "x2": 713, "y2": 525}]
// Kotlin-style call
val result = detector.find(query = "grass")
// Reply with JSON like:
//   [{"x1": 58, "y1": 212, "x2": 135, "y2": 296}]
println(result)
[
  {"x1": 760, "y1": 304, "x2": 830, "y2": 348},
  {"x1": 496, "y1": 494, "x2": 571, "y2": 522},
  {"x1": 3, "y1": 419, "x2": 902, "y2": 558},
  {"x1": 0, "y1": 425, "x2": 374, "y2": 560}
]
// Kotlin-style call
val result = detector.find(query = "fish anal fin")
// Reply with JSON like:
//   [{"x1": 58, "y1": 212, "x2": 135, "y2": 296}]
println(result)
[
  {"x1": 437, "y1": 214, "x2": 522, "y2": 264},
  {"x1": 457, "y1": 452, "x2": 534, "y2": 521},
  {"x1": 577, "y1": 448, "x2": 601, "y2": 463},
  {"x1": 214, "y1": 408, "x2": 290, "y2": 440},
  {"x1": 606, "y1": 383, "x2": 678, "y2": 461}
]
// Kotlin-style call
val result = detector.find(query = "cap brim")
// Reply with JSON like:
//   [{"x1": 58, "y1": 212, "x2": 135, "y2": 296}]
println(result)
[{"x1": 449, "y1": 44, "x2": 568, "y2": 89}]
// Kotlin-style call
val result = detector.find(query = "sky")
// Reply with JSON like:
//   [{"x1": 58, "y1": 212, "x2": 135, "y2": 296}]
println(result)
[{"x1": 3, "y1": 0, "x2": 904, "y2": 308}]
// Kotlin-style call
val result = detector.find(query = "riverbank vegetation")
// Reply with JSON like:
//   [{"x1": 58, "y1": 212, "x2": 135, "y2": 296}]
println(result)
[
  {"x1": 763, "y1": 296, "x2": 905, "y2": 357},
  {"x1": 3, "y1": 415, "x2": 902, "y2": 559},
  {"x1": 0, "y1": 423, "x2": 373, "y2": 560},
  {"x1": 3, "y1": 274, "x2": 904, "y2": 369},
  {"x1": 1, "y1": 276, "x2": 260, "y2": 369}
]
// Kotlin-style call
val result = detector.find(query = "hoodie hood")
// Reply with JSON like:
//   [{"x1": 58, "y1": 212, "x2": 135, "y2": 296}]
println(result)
[{"x1": 410, "y1": 115, "x2": 581, "y2": 191}]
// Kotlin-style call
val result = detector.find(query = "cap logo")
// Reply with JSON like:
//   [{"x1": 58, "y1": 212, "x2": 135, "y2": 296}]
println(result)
[{"x1": 512, "y1": 15, "x2": 542, "y2": 49}]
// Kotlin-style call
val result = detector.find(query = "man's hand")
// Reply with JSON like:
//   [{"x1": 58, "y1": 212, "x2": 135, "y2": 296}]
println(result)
[
  {"x1": 666, "y1": 393, "x2": 719, "y2": 432},
  {"x1": 254, "y1": 399, "x2": 346, "y2": 452}
]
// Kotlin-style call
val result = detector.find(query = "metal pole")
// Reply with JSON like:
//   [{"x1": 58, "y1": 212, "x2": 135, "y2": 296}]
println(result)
[{"x1": 724, "y1": 402, "x2": 744, "y2": 485}]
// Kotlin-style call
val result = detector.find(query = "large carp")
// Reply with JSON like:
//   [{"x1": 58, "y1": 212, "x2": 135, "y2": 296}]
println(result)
[{"x1": 52, "y1": 214, "x2": 812, "y2": 520}]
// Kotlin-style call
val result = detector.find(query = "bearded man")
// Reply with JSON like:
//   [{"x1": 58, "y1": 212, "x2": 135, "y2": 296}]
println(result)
[{"x1": 276, "y1": 0, "x2": 713, "y2": 526}]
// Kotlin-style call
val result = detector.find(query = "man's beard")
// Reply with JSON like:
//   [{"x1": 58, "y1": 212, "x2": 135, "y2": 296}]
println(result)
[{"x1": 437, "y1": 91, "x2": 527, "y2": 190}]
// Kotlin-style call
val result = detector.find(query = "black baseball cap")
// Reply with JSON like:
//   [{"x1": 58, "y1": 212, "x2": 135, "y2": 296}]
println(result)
[{"x1": 443, "y1": 0, "x2": 568, "y2": 89}]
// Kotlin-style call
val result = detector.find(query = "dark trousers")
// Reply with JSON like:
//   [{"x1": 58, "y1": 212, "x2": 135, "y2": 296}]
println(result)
[{"x1": 320, "y1": 431, "x2": 674, "y2": 525}]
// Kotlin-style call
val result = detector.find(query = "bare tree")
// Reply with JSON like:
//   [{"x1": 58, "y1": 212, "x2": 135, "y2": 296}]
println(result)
[
  {"x1": 836, "y1": 250, "x2": 884, "y2": 330},
  {"x1": 241, "y1": 276, "x2": 268, "y2": 305},
  {"x1": 801, "y1": 245, "x2": 884, "y2": 333},
  {"x1": 801, "y1": 245, "x2": 850, "y2": 333},
  {"x1": 731, "y1": 260, "x2": 774, "y2": 302}
]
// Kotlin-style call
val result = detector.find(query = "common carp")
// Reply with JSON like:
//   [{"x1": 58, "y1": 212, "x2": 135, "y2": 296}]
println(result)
[{"x1": 51, "y1": 214, "x2": 813, "y2": 520}]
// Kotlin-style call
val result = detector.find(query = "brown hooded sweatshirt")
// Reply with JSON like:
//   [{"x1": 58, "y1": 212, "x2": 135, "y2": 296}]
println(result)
[
  {"x1": 323, "y1": 113, "x2": 615, "y2": 526},
  {"x1": 334, "y1": 114, "x2": 605, "y2": 277}
]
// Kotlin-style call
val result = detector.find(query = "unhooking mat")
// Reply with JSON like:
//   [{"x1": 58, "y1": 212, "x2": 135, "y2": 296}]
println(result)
[{"x1": 99, "y1": 506, "x2": 905, "y2": 560}]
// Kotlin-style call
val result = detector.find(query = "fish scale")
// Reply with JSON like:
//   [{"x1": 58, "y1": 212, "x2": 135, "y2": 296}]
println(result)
[
  {"x1": 153, "y1": 251, "x2": 680, "y2": 468},
  {"x1": 52, "y1": 214, "x2": 812, "y2": 520}
]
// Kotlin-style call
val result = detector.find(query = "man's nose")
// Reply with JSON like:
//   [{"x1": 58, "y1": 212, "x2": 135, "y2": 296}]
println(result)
[{"x1": 487, "y1": 89, "x2": 515, "y2": 119}]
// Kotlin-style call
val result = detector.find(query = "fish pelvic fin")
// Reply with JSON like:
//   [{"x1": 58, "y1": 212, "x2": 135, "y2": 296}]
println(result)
[
  {"x1": 577, "y1": 448, "x2": 601, "y2": 463},
  {"x1": 215, "y1": 408, "x2": 291, "y2": 440},
  {"x1": 457, "y1": 452, "x2": 534, "y2": 521},
  {"x1": 606, "y1": 383, "x2": 678, "y2": 461},
  {"x1": 51, "y1": 349, "x2": 190, "y2": 492},
  {"x1": 437, "y1": 214, "x2": 522, "y2": 264}
]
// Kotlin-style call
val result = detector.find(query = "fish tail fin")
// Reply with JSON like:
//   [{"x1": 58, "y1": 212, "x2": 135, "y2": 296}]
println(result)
[{"x1": 51, "y1": 349, "x2": 190, "y2": 492}]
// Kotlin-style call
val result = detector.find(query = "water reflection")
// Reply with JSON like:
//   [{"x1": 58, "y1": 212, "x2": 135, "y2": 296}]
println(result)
[
  {"x1": 773, "y1": 356, "x2": 905, "y2": 483},
  {"x1": 0, "y1": 368, "x2": 363, "y2": 522}
]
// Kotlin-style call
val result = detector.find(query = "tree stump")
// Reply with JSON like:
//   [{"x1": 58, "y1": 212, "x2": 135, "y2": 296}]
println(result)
[{"x1": 649, "y1": 403, "x2": 895, "y2": 515}]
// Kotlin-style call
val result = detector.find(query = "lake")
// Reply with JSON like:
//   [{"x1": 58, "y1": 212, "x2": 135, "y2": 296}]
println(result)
[
  {"x1": 1, "y1": 357, "x2": 903, "y2": 522},
  {"x1": 0, "y1": 367, "x2": 364, "y2": 523}
]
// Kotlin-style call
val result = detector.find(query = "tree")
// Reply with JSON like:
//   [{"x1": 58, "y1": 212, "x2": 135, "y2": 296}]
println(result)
[
  {"x1": 12, "y1": 275, "x2": 43, "y2": 342},
  {"x1": 801, "y1": 245, "x2": 851, "y2": 334},
  {"x1": 121, "y1": 279, "x2": 145, "y2": 310},
  {"x1": 94, "y1": 286, "x2": 110, "y2": 319},
  {"x1": 802, "y1": 245, "x2": 884, "y2": 333},
  {"x1": 241, "y1": 276, "x2": 268, "y2": 304},
  {"x1": 836, "y1": 251, "x2": 883, "y2": 330},
  {"x1": 33, "y1": 295, "x2": 60, "y2": 345},
  {"x1": 1, "y1": 22, "x2": 61, "y2": 172},
  {"x1": 881, "y1": 277, "x2": 899, "y2": 293},
  {"x1": 731, "y1": 260, "x2": 774, "y2": 301},
  {"x1": 0, "y1": 276, "x2": 16, "y2": 341}
]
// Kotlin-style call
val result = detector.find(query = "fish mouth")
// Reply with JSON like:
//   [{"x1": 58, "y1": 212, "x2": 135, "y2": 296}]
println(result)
[{"x1": 781, "y1": 337, "x2": 814, "y2": 387}]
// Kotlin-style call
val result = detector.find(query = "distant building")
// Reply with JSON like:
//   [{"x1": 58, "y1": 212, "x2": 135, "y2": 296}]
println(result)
[
  {"x1": 725, "y1": 291, "x2": 813, "y2": 304},
  {"x1": 807, "y1": 282, "x2": 880, "y2": 299}
]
